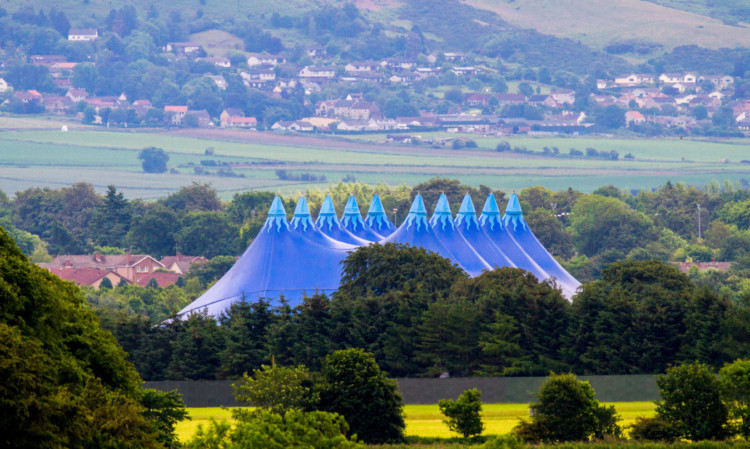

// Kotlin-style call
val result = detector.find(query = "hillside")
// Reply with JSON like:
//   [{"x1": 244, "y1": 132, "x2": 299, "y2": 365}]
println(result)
[{"x1": 462, "y1": 0, "x2": 750, "y2": 53}]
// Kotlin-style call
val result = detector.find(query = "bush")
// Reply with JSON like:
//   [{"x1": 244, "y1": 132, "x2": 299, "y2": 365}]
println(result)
[
  {"x1": 317, "y1": 349, "x2": 405, "y2": 444},
  {"x1": 656, "y1": 362, "x2": 729, "y2": 441},
  {"x1": 186, "y1": 409, "x2": 362, "y2": 449},
  {"x1": 439, "y1": 388, "x2": 484, "y2": 438},
  {"x1": 481, "y1": 434, "x2": 523, "y2": 449},
  {"x1": 512, "y1": 373, "x2": 621, "y2": 442},
  {"x1": 233, "y1": 363, "x2": 318, "y2": 416},
  {"x1": 719, "y1": 359, "x2": 750, "y2": 439},
  {"x1": 629, "y1": 417, "x2": 680, "y2": 442}
]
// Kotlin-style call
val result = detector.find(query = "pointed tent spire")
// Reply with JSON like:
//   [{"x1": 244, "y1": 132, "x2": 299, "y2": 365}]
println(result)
[
  {"x1": 503, "y1": 193, "x2": 527, "y2": 230},
  {"x1": 341, "y1": 195, "x2": 366, "y2": 231},
  {"x1": 316, "y1": 195, "x2": 341, "y2": 231},
  {"x1": 479, "y1": 192, "x2": 503, "y2": 230},
  {"x1": 263, "y1": 196, "x2": 290, "y2": 232},
  {"x1": 403, "y1": 194, "x2": 429, "y2": 231},
  {"x1": 366, "y1": 194, "x2": 395, "y2": 232},
  {"x1": 455, "y1": 194, "x2": 480, "y2": 230},
  {"x1": 291, "y1": 196, "x2": 315, "y2": 231},
  {"x1": 430, "y1": 193, "x2": 455, "y2": 230}
]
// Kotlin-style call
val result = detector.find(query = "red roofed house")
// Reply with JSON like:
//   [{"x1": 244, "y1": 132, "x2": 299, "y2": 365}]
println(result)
[
  {"x1": 221, "y1": 116, "x2": 258, "y2": 128},
  {"x1": 625, "y1": 110, "x2": 646, "y2": 127},
  {"x1": 165, "y1": 105, "x2": 188, "y2": 125},
  {"x1": 39, "y1": 253, "x2": 165, "y2": 285},
  {"x1": 160, "y1": 254, "x2": 208, "y2": 275},
  {"x1": 133, "y1": 271, "x2": 182, "y2": 288},
  {"x1": 47, "y1": 267, "x2": 129, "y2": 289}
]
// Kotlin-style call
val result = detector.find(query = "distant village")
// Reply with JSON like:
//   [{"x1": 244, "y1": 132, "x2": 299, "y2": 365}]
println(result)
[{"x1": 1, "y1": 27, "x2": 747, "y2": 137}]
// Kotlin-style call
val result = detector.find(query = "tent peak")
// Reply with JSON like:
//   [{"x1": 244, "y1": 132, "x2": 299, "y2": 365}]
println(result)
[
  {"x1": 455, "y1": 194, "x2": 479, "y2": 230},
  {"x1": 366, "y1": 194, "x2": 394, "y2": 232},
  {"x1": 341, "y1": 195, "x2": 366, "y2": 231},
  {"x1": 404, "y1": 194, "x2": 429, "y2": 231},
  {"x1": 263, "y1": 196, "x2": 290, "y2": 232},
  {"x1": 316, "y1": 195, "x2": 341, "y2": 231},
  {"x1": 430, "y1": 193, "x2": 455, "y2": 230},
  {"x1": 503, "y1": 194, "x2": 527, "y2": 230},
  {"x1": 291, "y1": 196, "x2": 315, "y2": 231},
  {"x1": 479, "y1": 192, "x2": 503, "y2": 230}
]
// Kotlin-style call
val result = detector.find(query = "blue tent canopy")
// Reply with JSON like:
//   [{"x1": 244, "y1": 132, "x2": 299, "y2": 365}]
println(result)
[
  {"x1": 366, "y1": 194, "x2": 396, "y2": 236},
  {"x1": 503, "y1": 193, "x2": 581, "y2": 299},
  {"x1": 316, "y1": 195, "x2": 369, "y2": 245},
  {"x1": 431, "y1": 193, "x2": 492, "y2": 276},
  {"x1": 341, "y1": 195, "x2": 385, "y2": 242},
  {"x1": 382, "y1": 194, "x2": 461, "y2": 267},
  {"x1": 455, "y1": 194, "x2": 516, "y2": 270},
  {"x1": 178, "y1": 196, "x2": 356, "y2": 316},
  {"x1": 479, "y1": 193, "x2": 550, "y2": 282}
]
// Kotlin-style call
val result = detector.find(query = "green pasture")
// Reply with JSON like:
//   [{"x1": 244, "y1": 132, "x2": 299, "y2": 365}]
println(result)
[
  {"x1": 176, "y1": 402, "x2": 656, "y2": 443},
  {"x1": 0, "y1": 127, "x2": 748, "y2": 199}
]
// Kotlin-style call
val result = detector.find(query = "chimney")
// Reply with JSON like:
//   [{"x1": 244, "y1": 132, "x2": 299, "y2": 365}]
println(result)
[
  {"x1": 126, "y1": 251, "x2": 131, "y2": 266},
  {"x1": 177, "y1": 252, "x2": 182, "y2": 262},
  {"x1": 95, "y1": 251, "x2": 102, "y2": 263},
  {"x1": 64, "y1": 259, "x2": 72, "y2": 268}
]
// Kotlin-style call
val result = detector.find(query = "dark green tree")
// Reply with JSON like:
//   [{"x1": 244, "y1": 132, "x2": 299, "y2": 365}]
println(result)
[
  {"x1": 125, "y1": 204, "x2": 178, "y2": 257},
  {"x1": 140, "y1": 389, "x2": 190, "y2": 448},
  {"x1": 656, "y1": 363, "x2": 728, "y2": 441},
  {"x1": 138, "y1": 147, "x2": 169, "y2": 173},
  {"x1": 167, "y1": 312, "x2": 222, "y2": 380},
  {"x1": 161, "y1": 182, "x2": 222, "y2": 212},
  {"x1": 174, "y1": 211, "x2": 241, "y2": 258},
  {"x1": 720, "y1": 359, "x2": 750, "y2": 439},
  {"x1": 439, "y1": 388, "x2": 484, "y2": 438},
  {"x1": 317, "y1": 349, "x2": 406, "y2": 444},
  {"x1": 89, "y1": 185, "x2": 132, "y2": 248},
  {"x1": 219, "y1": 299, "x2": 273, "y2": 378}
]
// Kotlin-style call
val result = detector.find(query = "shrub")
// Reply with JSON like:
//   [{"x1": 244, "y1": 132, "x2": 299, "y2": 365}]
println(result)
[
  {"x1": 186, "y1": 409, "x2": 362, "y2": 449},
  {"x1": 656, "y1": 362, "x2": 729, "y2": 441},
  {"x1": 720, "y1": 359, "x2": 750, "y2": 439},
  {"x1": 481, "y1": 434, "x2": 523, "y2": 449},
  {"x1": 629, "y1": 416, "x2": 680, "y2": 442},
  {"x1": 439, "y1": 388, "x2": 484, "y2": 438}
]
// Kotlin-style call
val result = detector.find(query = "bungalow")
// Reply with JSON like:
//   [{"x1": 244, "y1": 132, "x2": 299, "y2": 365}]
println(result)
[
  {"x1": 164, "y1": 105, "x2": 188, "y2": 125},
  {"x1": 614, "y1": 73, "x2": 655, "y2": 87},
  {"x1": 306, "y1": 45, "x2": 326, "y2": 58},
  {"x1": 30, "y1": 55, "x2": 66, "y2": 66},
  {"x1": 165, "y1": 42, "x2": 203, "y2": 55},
  {"x1": 241, "y1": 68, "x2": 276, "y2": 83},
  {"x1": 298, "y1": 66, "x2": 336, "y2": 79},
  {"x1": 380, "y1": 58, "x2": 416, "y2": 72},
  {"x1": 389, "y1": 72, "x2": 419, "y2": 85},
  {"x1": 450, "y1": 66, "x2": 478, "y2": 76},
  {"x1": 345, "y1": 61, "x2": 380, "y2": 73},
  {"x1": 466, "y1": 93, "x2": 493, "y2": 107},
  {"x1": 247, "y1": 53, "x2": 286, "y2": 67},
  {"x1": 200, "y1": 57, "x2": 231, "y2": 68},
  {"x1": 220, "y1": 108, "x2": 245, "y2": 121},
  {"x1": 132, "y1": 100, "x2": 152, "y2": 118},
  {"x1": 271, "y1": 120, "x2": 315, "y2": 132},
  {"x1": 659, "y1": 72, "x2": 696, "y2": 85},
  {"x1": 221, "y1": 116, "x2": 258, "y2": 128},
  {"x1": 698, "y1": 75, "x2": 734, "y2": 89},
  {"x1": 527, "y1": 94, "x2": 549, "y2": 107},
  {"x1": 336, "y1": 119, "x2": 380, "y2": 131},
  {"x1": 443, "y1": 52, "x2": 465, "y2": 62},
  {"x1": 49, "y1": 62, "x2": 78, "y2": 76},
  {"x1": 68, "y1": 28, "x2": 98, "y2": 41}
]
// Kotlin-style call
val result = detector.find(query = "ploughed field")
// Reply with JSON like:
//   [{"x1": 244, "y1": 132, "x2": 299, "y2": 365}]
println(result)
[
  {"x1": 176, "y1": 402, "x2": 656, "y2": 443},
  {"x1": 1, "y1": 119, "x2": 748, "y2": 199}
]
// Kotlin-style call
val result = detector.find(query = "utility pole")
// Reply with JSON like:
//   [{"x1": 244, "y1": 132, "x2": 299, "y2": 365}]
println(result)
[{"x1": 697, "y1": 203, "x2": 702, "y2": 239}]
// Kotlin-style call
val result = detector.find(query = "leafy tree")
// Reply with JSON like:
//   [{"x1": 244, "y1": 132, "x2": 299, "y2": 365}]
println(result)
[
  {"x1": 233, "y1": 363, "x2": 318, "y2": 416},
  {"x1": 162, "y1": 182, "x2": 223, "y2": 212},
  {"x1": 439, "y1": 388, "x2": 484, "y2": 438},
  {"x1": 138, "y1": 147, "x2": 169, "y2": 173},
  {"x1": 512, "y1": 373, "x2": 620, "y2": 442},
  {"x1": 186, "y1": 255, "x2": 236, "y2": 287},
  {"x1": 140, "y1": 389, "x2": 190, "y2": 448},
  {"x1": 317, "y1": 349, "x2": 405, "y2": 444},
  {"x1": 175, "y1": 211, "x2": 241, "y2": 258},
  {"x1": 570, "y1": 194, "x2": 656, "y2": 257},
  {"x1": 89, "y1": 185, "x2": 132, "y2": 247},
  {"x1": 718, "y1": 200, "x2": 750, "y2": 231},
  {"x1": 655, "y1": 362, "x2": 729, "y2": 441},
  {"x1": 125, "y1": 204, "x2": 178, "y2": 257},
  {"x1": 0, "y1": 227, "x2": 168, "y2": 448},
  {"x1": 719, "y1": 359, "x2": 750, "y2": 439}
]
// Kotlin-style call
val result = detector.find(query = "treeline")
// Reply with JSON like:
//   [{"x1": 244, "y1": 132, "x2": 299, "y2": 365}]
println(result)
[{"x1": 97, "y1": 243, "x2": 750, "y2": 381}]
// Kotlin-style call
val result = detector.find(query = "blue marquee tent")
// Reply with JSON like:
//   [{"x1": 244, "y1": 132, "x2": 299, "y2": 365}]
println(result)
[
  {"x1": 455, "y1": 194, "x2": 516, "y2": 270},
  {"x1": 340, "y1": 195, "x2": 385, "y2": 242},
  {"x1": 177, "y1": 196, "x2": 356, "y2": 316},
  {"x1": 479, "y1": 193, "x2": 550, "y2": 282},
  {"x1": 431, "y1": 193, "x2": 492, "y2": 276},
  {"x1": 316, "y1": 195, "x2": 370, "y2": 245},
  {"x1": 503, "y1": 194, "x2": 581, "y2": 298},
  {"x1": 366, "y1": 194, "x2": 396, "y2": 237}
]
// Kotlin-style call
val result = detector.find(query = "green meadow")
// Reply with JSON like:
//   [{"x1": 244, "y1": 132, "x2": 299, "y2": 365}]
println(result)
[
  {"x1": 1, "y1": 125, "x2": 748, "y2": 199},
  {"x1": 176, "y1": 402, "x2": 656, "y2": 443}
]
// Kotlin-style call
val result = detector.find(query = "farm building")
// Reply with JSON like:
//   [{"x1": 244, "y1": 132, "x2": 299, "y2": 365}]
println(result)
[{"x1": 178, "y1": 193, "x2": 581, "y2": 317}]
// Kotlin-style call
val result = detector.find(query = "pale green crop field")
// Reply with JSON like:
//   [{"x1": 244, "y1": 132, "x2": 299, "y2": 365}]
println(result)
[
  {"x1": 1, "y1": 127, "x2": 748, "y2": 200},
  {"x1": 175, "y1": 402, "x2": 656, "y2": 443}
]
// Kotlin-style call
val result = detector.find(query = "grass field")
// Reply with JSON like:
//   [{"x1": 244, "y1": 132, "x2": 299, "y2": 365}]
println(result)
[
  {"x1": 463, "y1": 0, "x2": 750, "y2": 53},
  {"x1": 1, "y1": 124, "x2": 748, "y2": 200},
  {"x1": 175, "y1": 402, "x2": 656, "y2": 443}
]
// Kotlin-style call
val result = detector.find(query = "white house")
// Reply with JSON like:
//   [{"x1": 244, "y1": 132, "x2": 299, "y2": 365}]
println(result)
[
  {"x1": 68, "y1": 28, "x2": 98, "y2": 41},
  {"x1": 0, "y1": 78, "x2": 8, "y2": 93},
  {"x1": 298, "y1": 66, "x2": 336, "y2": 79}
]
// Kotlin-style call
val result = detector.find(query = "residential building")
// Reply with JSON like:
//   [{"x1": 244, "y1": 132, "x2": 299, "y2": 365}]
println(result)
[
  {"x1": 68, "y1": 28, "x2": 98, "y2": 41},
  {"x1": 246, "y1": 53, "x2": 286, "y2": 66},
  {"x1": 298, "y1": 66, "x2": 336, "y2": 79},
  {"x1": 164, "y1": 105, "x2": 188, "y2": 125}
]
